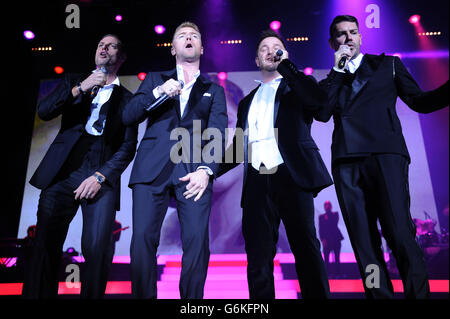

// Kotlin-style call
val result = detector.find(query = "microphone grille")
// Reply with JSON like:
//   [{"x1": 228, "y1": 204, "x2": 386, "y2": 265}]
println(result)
[
  {"x1": 276, "y1": 49, "x2": 283, "y2": 57},
  {"x1": 178, "y1": 80, "x2": 185, "y2": 89}
]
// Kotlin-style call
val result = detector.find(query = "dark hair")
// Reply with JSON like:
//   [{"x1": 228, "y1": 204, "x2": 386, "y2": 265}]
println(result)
[
  {"x1": 256, "y1": 29, "x2": 287, "y2": 54},
  {"x1": 99, "y1": 33, "x2": 127, "y2": 60},
  {"x1": 329, "y1": 15, "x2": 359, "y2": 38}
]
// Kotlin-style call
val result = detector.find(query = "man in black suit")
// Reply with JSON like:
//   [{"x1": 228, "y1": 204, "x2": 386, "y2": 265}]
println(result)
[
  {"x1": 318, "y1": 15, "x2": 449, "y2": 298},
  {"x1": 219, "y1": 30, "x2": 332, "y2": 299},
  {"x1": 22, "y1": 34, "x2": 138, "y2": 299},
  {"x1": 122, "y1": 22, "x2": 227, "y2": 299},
  {"x1": 319, "y1": 201, "x2": 344, "y2": 274}
]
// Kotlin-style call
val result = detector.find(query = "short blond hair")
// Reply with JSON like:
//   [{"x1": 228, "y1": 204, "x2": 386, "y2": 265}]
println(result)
[{"x1": 172, "y1": 21, "x2": 201, "y2": 41}]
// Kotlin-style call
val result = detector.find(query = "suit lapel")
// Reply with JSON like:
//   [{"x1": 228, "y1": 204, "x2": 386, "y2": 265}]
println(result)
[
  {"x1": 161, "y1": 70, "x2": 181, "y2": 119},
  {"x1": 349, "y1": 54, "x2": 384, "y2": 104},
  {"x1": 102, "y1": 85, "x2": 123, "y2": 139},
  {"x1": 274, "y1": 79, "x2": 288, "y2": 125},
  {"x1": 240, "y1": 86, "x2": 259, "y2": 131},
  {"x1": 182, "y1": 74, "x2": 211, "y2": 119}
]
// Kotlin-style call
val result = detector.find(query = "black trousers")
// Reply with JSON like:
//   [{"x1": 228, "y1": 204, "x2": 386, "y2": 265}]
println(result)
[
  {"x1": 22, "y1": 143, "x2": 118, "y2": 299},
  {"x1": 130, "y1": 163, "x2": 212, "y2": 299},
  {"x1": 332, "y1": 154, "x2": 430, "y2": 299},
  {"x1": 243, "y1": 164, "x2": 330, "y2": 299}
]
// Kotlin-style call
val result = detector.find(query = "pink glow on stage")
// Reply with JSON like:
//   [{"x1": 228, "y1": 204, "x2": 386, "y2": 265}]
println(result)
[
  {"x1": 23, "y1": 30, "x2": 35, "y2": 40},
  {"x1": 217, "y1": 72, "x2": 227, "y2": 81},
  {"x1": 154, "y1": 25, "x2": 166, "y2": 34},
  {"x1": 115, "y1": 15, "x2": 122, "y2": 22},
  {"x1": 409, "y1": 14, "x2": 421, "y2": 24},
  {"x1": 1, "y1": 280, "x2": 448, "y2": 296},
  {"x1": 304, "y1": 67, "x2": 314, "y2": 75},
  {"x1": 270, "y1": 20, "x2": 281, "y2": 31}
]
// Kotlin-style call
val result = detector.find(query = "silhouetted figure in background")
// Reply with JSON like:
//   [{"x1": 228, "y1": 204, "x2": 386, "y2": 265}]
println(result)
[{"x1": 319, "y1": 201, "x2": 344, "y2": 276}]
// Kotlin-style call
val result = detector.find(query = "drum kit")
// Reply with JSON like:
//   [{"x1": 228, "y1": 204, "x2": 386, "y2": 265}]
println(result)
[{"x1": 413, "y1": 217, "x2": 449, "y2": 258}]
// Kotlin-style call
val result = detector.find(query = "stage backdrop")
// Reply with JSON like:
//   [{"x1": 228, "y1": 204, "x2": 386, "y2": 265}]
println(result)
[{"x1": 18, "y1": 70, "x2": 439, "y2": 256}]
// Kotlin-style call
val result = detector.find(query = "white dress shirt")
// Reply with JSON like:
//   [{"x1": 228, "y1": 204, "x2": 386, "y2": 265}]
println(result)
[
  {"x1": 247, "y1": 76, "x2": 284, "y2": 170},
  {"x1": 333, "y1": 53, "x2": 364, "y2": 74},
  {"x1": 85, "y1": 76, "x2": 120, "y2": 136}
]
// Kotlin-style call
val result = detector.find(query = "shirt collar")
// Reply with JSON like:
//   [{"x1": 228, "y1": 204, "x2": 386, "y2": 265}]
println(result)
[
  {"x1": 254, "y1": 75, "x2": 283, "y2": 85},
  {"x1": 348, "y1": 53, "x2": 364, "y2": 73},
  {"x1": 176, "y1": 65, "x2": 200, "y2": 85}
]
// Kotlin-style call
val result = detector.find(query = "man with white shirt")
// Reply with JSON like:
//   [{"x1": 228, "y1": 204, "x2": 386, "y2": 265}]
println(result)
[
  {"x1": 23, "y1": 34, "x2": 138, "y2": 298},
  {"x1": 122, "y1": 22, "x2": 227, "y2": 299},
  {"x1": 317, "y1": 15, "x2": 449, "y2": 298},
  {"x1": 219, "y1": 30, "x2": 333, "y2": 299}
]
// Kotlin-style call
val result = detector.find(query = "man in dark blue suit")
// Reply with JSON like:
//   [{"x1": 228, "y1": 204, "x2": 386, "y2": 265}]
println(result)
[
  {"x1": 22, "y1": 34, "x2": 138, "y2": 298},
  {"x1": 318, "y1": 15, "x2": 449, "y2": 298},
  {"x1": 122, "y1": 22, "x2": 228, "y2": 299},
  {"x1": 219, "y1": 30, "x2": 332, "y2": 299}
]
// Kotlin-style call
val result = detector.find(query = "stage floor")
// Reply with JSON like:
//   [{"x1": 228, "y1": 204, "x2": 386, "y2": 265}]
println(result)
[{"x1": 1, "y1": 253, "x2": 448, "y2": 299}]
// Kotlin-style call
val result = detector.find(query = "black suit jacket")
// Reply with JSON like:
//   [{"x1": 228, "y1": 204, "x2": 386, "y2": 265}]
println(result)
[
  {"x1": 219, "y1": 60, "x2": 333, "y2": 206},
  {"x1": 318, "y1": 54, "x2": 449, "y2": 163},
  {"x1": 30, "y1": 73, "x2": 138, "y2": 209},
  {"x1": 122, "y1": 69, "x2": 228, "y2": 186}
]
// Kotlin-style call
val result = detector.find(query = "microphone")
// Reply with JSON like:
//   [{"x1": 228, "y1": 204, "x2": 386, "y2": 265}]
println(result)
[
  {"x1": 91, "y1": 67, "x2": 108, "y2": 97},
  {"x1": 274, "y1": 49, "x2": 283, "y2": 62},
  {"x1": 338, "y1": 56, "x2": 347, "y2": 69},
  {"x1": 145, "y1": 80, "x2": 185, "y2": 112}
]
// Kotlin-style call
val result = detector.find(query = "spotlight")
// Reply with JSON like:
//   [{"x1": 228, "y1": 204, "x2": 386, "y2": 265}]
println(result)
[
  {"x1": 115, "y1": 15, "x2": 123, "y2": 22},
  {"x1": 138, "y1": 72, "x2": 147, "y2": 81},
  {"x1": 217, "y1": 72, "x2": 227, "y2": 81},
  {"x1": 23, "y1": 30, "x2": 35, "y2": 40},
  {"x1": 54, "y1": 66, "x2": 64, "y2": 74},
  {"x1": 270, "y1": 20, "x2": 281, "y2": 31},
  {"x1": 303, "y1": 67, "x2": 313, "y2": 75},
  {"x1": 154, "y1": 25, "x2": 166, "y2": 35},
  {"x1": 409, "y1": 14, "x2": 420, "y2": 24}
]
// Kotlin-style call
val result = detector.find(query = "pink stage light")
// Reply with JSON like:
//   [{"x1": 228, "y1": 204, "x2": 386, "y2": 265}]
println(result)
[
  {"x1": 270, "y1": 20, "x2": 281, "y2": 31},
  {"x1": 115, "y1": 15, "x2": 123, "y2": 22},
  {"x1": 23, "y1": 30, "x2": 35, "y2": 40},
  {"x1": 54, "y1": 66, "x2": 64, "y2": 74},
  {"x1": 409, "y1": 14, "x2": 420, "y2": 24},
  {"x1": 138, "y1": 72, "x2": 147, "y2": 81},
  {"x1": 154, "y1": 25, "x2": 166, "y2": 34},
  {"x1": 217, "y1": 72, "x2": 227, "y2": 81},
  {"x1": 304, "y1": 67, "x2": 313, "y2": 75}
]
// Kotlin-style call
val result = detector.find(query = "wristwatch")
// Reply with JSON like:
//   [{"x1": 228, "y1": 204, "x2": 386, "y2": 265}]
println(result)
[
  {"x1": 77, "y1": 82, "x2": 86, "y2": 95},
  {"x1": 94, "y1": 172, "x2": 105, "y2": 184}
]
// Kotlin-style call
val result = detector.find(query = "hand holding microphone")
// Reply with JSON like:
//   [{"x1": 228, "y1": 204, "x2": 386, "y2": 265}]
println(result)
[
  {"x1": 335, "y1": 45, "x2": 352, "y2": 70},
  {"x1": 145, "y1": 79, "x2": 185, "y2": 112},
  {"x1": 79, "y1": 67, "x2": 107, "y2": 97},
  {"x1": 91, "y1": 67, "x2": 108, "y2": 97},
  {"x1": 274, "y1": 49, "x2": 288, "y2": 62}
]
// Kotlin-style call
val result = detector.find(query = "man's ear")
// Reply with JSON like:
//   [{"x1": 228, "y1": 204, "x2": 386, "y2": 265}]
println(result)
[
  {"x1": 328, "y1": 38, "x2": 335, "y2": 51},
  {"x1": 171, "y1": 45, "x2": 176, "y2": 56},
  {"x1": 255, "y1": 56, "x2": 260, "y2": 68}
]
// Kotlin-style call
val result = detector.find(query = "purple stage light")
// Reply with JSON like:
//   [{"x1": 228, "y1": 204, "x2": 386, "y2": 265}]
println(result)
[
  {"x1": 115, "y1": 15, "x2": 123, "y2": 22},
  {"x1": 409, "y1": 14, "x2": 420, "y2": 24},
  {"x1": 270, "y1": 20, "x2": 281, "y2": 31},
  {"x1": 23, "y1": 30, "x2": 35, "y2": 40},
  {"x1": 217, "y1": 72, "x2": 227, "y2": 81},
  {"x1": 303, "y1": 67, "x2": 313, "y2": 75},
  {"x1": 154, "y1": 25, "x2": 166, "y2": 34}
]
